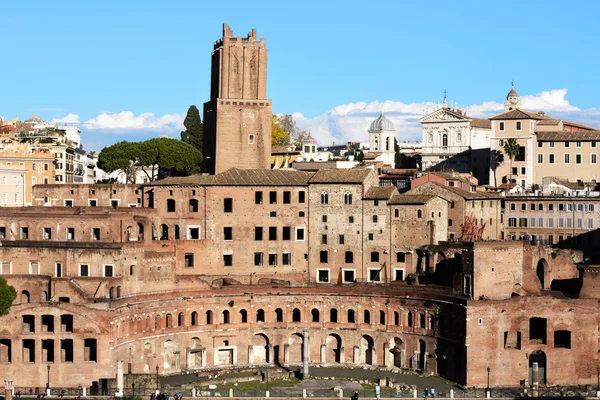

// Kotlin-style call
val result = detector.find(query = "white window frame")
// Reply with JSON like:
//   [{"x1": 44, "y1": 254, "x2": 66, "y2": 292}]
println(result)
[
  {"x1": 66, "y1": 227, "x2": 75, "y2": 240},
  {"x1": 88, "y1": 199, "x2": 98, "y2": 206},
  {"x1": 564, "y1": 154, "x2": 570, "y2": 164},
  {"x1": 549, "y1": 154, "x2": 555, "y2": 164},
  {"x1": 64, "y1": 199, "x2": 74, "y2": 207},
  {"x1": 316, "y1": 268, "x2": 330, "y2": 283},
  {"x1": 128, "y1": 203, "x2": 138, "y2": 207},
  {"x1": 537, "y1": 154, "x2": 543, "y2": 164},
  {"x1": 295, "y1": 227, "x2": 305, "y2": 242},
  {"x1": 186, "y1": 225, "x2": 201, "y2": 240},
  {"x1": 103, "y1": 264, "x2": 114, "y2": 277},
  {"x1": 29, "y1": 260, "x2": 40, "y2": 275},
  {"x1": 499, "y1": 122, "x2": 505, "y2": 132},
  {"x1": 516, "y1": 121, "x2": 522, "y2": 131},
  {"x1": 592, "y1": 154, "x2": 597, "y2": 164},
  {"x1": 79, "y1": 263, "x2": 90, "y2": 277},
  {"x1": 342, "y1": 268, "x2": 356, "y2": 283},
  {"x1": 367, "y1": 268, "x2": 383, "y2": 282},
  {"x1": 499, "y1": 139, "x2": 504, "y2": 147},
  {"x1": 282, "y1": 252, "x2": 291, "y2": 265},
  {"x1": 0, "y1": 261, "x2": 12, "y2": 275},
  {"x1": 576, "y1": 141, "x2": 582, "y2": 148},
  {"x1": 576, "y1": 153, "x2": 582, "y2": 164},
  {"x1": 521, "y1": 167, "x2": 527, "y2": 176},
  {"x1": 248, "y1": 134, "x2": 255, "y2": 144},
  {"x1": 550, "y1": 142, "x2": 555, "y2": 148},
  {"x1": 110, "y1": 199, "x2": 120, "y2": 207},
  {"x1": 393, "y1": 268, "x2": 405, "y2": 281}
]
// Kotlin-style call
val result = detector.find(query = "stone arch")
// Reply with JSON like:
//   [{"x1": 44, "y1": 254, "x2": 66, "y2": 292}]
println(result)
[
  {"x1": 191, "y1": 312, "x2": 198, "y2": 326},
  {"x1": 205, "y1": 310, "x2": 213, "y2": 325},
  {"x1": 292, "y1": 308, "x2": 301, "y2": 322},
  {"x1": 256, "y1": 309, "x2": 265, "y2": 323},
  {"x1": 143, "y1": 342, "x2": 153, "y2": 373},
  {"x1": 361, "y1": 335, "x2": 375, "y2": 365},
  {"x1": 166, "y1": 198, "x2": 176, "y2": 212},
  {"x1": 21, "y1": 290, "x2": 30, "y2": 303},
  {"x1": 275, "y1": 308, "x2": 283, "y2": 322},
  {"x1": 187, "y1": 337, "x2": 204, "y2": 369},
  {"x1": 394, "y1": 311, "x2": 400, "y2": 326},
  {"x1": 390, "y1": 337, "x2": 404, "y2": 368},
  {"x1": 536, "y1": 258, "x2": 548, "y2": 289},
  {"x1": 529, "y1": 350, "x2": 547, "y2": 384},
  {"x1": 178, "y1": 312, "x2": 184, "y2": 327},
  {"x1": 251, "y1": 334, "x2": 270, "y2": 364},
  {"x1": 239, "y1": 309, "x2": 248, "y2": 323},
  {"x1": 165, "y1": 313, "x2": 173, "y2": 328},
  {"x1": 160, "y1": 224, "x2": 169, "y2": 240},
  {"x1": 330, "y1": 308, "x2": 338, "y2": 323},
  {"x1": 326, "y1": 334, "x2": 342, "y2": 364},
  {"x1": 288, "y1": 333, "x2": 304, "y2": 364},
  {"x1": 137, "y1": 222, "x2": 145, "y2": 240},
  {"x1": 109, "y1": 287, "x2": 114, "y2": 300},
  {"x1": 311, "y1": 308, "x2": 320, "y2": 322},
  {"x1": 379, "y1": 310, "x2": 385, "y2": 325},
  {"x1": 347, "y1": 309, "x2": 356, "y2": 323},
  {"x1": 407, "y1": 311, "x2": 413, "y2": 327},
  {"x1": 189, "y1": 199, "x2": 199, "y2": 212},
  {"x1": 155, "y1": 314, "x2": 161, "y2": 329},
  {"x1": 222, "y1": 310, "x2": 230, "y2": 324},
  {"x1": 363, "y1": 310, "x2": 371, "y2": 324}
]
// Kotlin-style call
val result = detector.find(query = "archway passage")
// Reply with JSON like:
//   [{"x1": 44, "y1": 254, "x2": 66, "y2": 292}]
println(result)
[
  {"x1": 418, "y1": 339, "x2": 426, "y2": 371},
  {"x1": 536, "y1": 259, "x2": 547, "y2": 289},
  {"x1": 252, "y1": 334, "x2": 269, "y2": 364},
  {"x1": 529, "y1": 351, "x2": 547, "y2": 385},
  {"x1": 288, "y1": 333, "x2": 304, "y2": 364},
  {"x1": 361, "y1": 335, "x2": 374, "y2": 365},
  {"x1": 187, "y1": 337, "x2": 204, "y2": 369},
  {"x1": 390, "y1": 337, "x2": 403, "y2": 368},
  {"x1": 326, "y1": 334, "x2": 342, "y2": 364}
]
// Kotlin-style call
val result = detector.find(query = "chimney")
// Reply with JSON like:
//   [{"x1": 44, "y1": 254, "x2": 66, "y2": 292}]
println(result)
[{"x1": 538, "y1": 111, "x2": 545, "y2": 116}]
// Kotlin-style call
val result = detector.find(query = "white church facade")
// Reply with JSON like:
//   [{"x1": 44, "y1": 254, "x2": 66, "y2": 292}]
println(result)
[{"x1": 419, "y1": 99, "x2": 492, "y2": 184}]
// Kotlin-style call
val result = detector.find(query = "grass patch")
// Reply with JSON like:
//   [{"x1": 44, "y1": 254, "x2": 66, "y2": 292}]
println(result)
[{"x1": 216, "y1": 377, "x2": 300, "y2": 391}]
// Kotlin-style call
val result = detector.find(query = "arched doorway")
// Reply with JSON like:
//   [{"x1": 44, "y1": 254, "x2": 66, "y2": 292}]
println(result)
[
  {"x1": 418, "y1": 339, "x2": 426, "y2": 371},
  {"x1": 390, "y1": 337, "x2": 403, "y2": 368},
  {"x1": 187, "y1": 337, "x2": 204, "y2": 369},
  {"x1": 288, "y1": 333, "x2": 304, "y2": 364},
  {"x1": 536, "y1": 259, "x2": 548, "y2": 289},
  {"x1": 137, "y1": 223, "x2": 145, "y2": 241},
  {"x1": 251, "y1": 334, "x2": 269, "y2": 364},
  {"x1": 21, "y1": 290, "x2": 30, "y2": 303},
  {"x1": 160, "y1": 224, "x2": 169, "y2": 240},
  {"x1": 361, "y1": 335, "x2": 374, "y2": 365},
  {"x1": 326, "y1": 334, "x2": 342, "y2": 364},
  {"x1": 529, "y1": 351, "x2": 547, "y2": 385}
]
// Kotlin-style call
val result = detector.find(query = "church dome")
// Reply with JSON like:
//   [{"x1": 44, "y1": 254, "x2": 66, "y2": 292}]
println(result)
[
  {"x1": 506, "y1": 85, "x2": 519, "y2": 100},
  {"x1": 369, "y1": 113, "x2": 395, "y2": 132}
]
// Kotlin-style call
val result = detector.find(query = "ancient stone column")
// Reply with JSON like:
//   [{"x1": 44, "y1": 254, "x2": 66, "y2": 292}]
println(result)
[
  {"x1": 248, "y1": 345, "x2": 254, "y2": 364},
  {"x1": 320, "y1": 344, "x2": 326, "y2": 363},
  {"x1": 340, "y1": 346, "x2": 345, "y2": 364},
  {"x1": 4, "y1": 380, "x2": 13, "y2": 400},
  {"x1": 302, "y1": 329, "x2": 309, "y2": 377},
  {"x1": 283, "y1": 344, "x2": 290, "y2": 365},
  {"x1": 532, "y1": 362, "x2": 539, "y2": 397},
  {"x1": 117, "y1": 360, "x2": 124, "y2": 396},
  {"x1": 353, "y1": 346, "x2": 360, "y2": 364},
  {"x1": 268, "y1": 345, "x2": 274, "y2": 365}
]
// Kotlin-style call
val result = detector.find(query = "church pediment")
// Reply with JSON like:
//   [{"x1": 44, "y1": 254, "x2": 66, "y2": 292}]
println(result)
[{"x1": 419, "y1": 108, "x2": 469, "y2": 124}]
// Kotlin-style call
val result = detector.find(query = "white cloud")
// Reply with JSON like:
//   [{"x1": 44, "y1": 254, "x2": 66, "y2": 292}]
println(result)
[
  {"x1": 293, "y1": 88, "x2": 595, "y2": 146},
  {"x1": 83, "y1": 111, "x2": 184, "y2": 131},
  {"x1": 52, "y1": 113, "x2": 80, "y2": 124}
]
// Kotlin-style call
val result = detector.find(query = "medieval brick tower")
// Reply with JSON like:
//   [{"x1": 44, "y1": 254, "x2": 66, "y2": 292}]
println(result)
[{"x1": 203, "y1": 24, "x2": 272, "y2": 174}]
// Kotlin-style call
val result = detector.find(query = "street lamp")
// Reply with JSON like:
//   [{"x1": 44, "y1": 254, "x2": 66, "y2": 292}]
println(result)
[
  {"x1": 46, "y1": 364, "x2": 51, "y2": 389},
  {"x1": 487, "y1": 366, "x2": 491, "y2": 393},
  {"x1": 155, "y1": 365, "x2": 159, "y2": 394}
]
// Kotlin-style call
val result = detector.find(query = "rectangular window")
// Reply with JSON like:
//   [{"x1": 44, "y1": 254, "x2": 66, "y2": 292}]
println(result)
[
  {"x1": 43, "y1": 227, "x2": 52, "y2": 240},
  {"x1": 558, "y1": 218, "x2": 564, "y2": 228},
  {"x1": 577, "y1": 219, "x2": 583, "y2": 229},
  {"x1": 92, "y1": 228, "x2": 100, "y2": 241},
  {"x1": 282, "y1": 252, "x2": 291, "y2": 265},
  {"x1": 224, "y1": 198, "x2": 233, "y2": 212},
  {"x1": 368, "y1": 269, "x2": 382, "y2": 282},
  {"x1": 538, "y1": 141, "x2": 543, "y2": 148},
  {"x1": 322, "y1": 215, "x2": 327, "y2": 222},
  {"x1": 185, "y1": 253, "x2": 194, "y2": 268},
  {"x1": 343, "y1": 269, "x2": 355, "y2": 283},
  {"x1": 254, "y1": 252, "x2": 263, "y2": 266},
  {"x1": 187, "y1": 226, "x2": 200, "y2": 240},
  {"x1": 321, "y1": 234, "x2": 327, "y2": 244},
  {"x1": 79, "y1": 264, "x2": 89, "y2": 277},
  {"x1": 296, "y1": 227, "x2": 305, "y2": 241},
  {"x1": 283, "y1": 191, "x2": 291, "y2": 204},
  {"x1": 55, "y1": 263, "x2": 62, "y2": 278},
  {"x1": 549, "y1": 154, "x2": 555, "y2": 164},
  {"x1": 349, "y1": 216, "x2": 354, "y2": 223},
  {"x1": 223, "y1": 254, "x2": 232, "y2": 267},
  {"x1": 368, "y1": 233, "x2": 374, "y2": 241},
  {"x1": 538, "y1": 218, "x2": 543, "y2": 228},
  {"x1": 530, "y1": 218, "x2": 536, "y2": 228},
  {"x1": 521, "y1": 167, "x2": 526, "y2": 175},
  {"x1": 298, "y1": 191, "x2": 306, "y2": 203},
  {"x1": 516, "y1": 121, "x2": 522, "y2": 131},
  {"x1": 0, "y1": 227, "x2": 4, "y2": 239},
  {"x1": 589, "y1": 219, "x2": 594, "y2": 229},
  {"x1": 320, "y1": 250, "x2": 328, "y2": 263},
  {"x1": 29, "y1": 261, "x2": 39, "y2": 275},
  {"x1": 254, "y1": 227, "x2": 263, "y2": 241},
  {"x1": 84, "y1": 339, "x2": 97, "y2": 362},
  {"x1": 499, "y1": 122, "x2": 505, "y2": 131},
  {"x1": 223, "y1": 227, "x2": 233, "y2": 241},
  {"x1": 20, "y1": 227, "x2": 29, "y2": 240},
  {"x1": 576, "y1": 154, "x2": 582, "y2": 164},
  {"x1": 550, "y1": 142, "x2": 555, "y2": 148},
  {"x1": 255, "y1": 191, "x2": 263, "y2": 204},
  {"x1": 339, "y1": 234, "x2": 345, "y2": 244},
  {"x1": 394, "y1": 269, "x2": 405, "y2": 281},
  {"x1": 104, "y1": 265, "x2": 113, "y2": 277},
  {"x1": 566, "y1": 218, "x2": 572, "y2": 228},
  {"x1": 269, "y1": 191, "x2": 277, "y2": 204},
  {"x1": 537, "y1": 154, "x2": 543, "y2": 163},
  {"x1": 592, "y1": 154, "x2": 597, "y2": 164},
  {"x1": 577, "y1": 141, "x2": 582, "y2": 148},
  {"x1": 268, "y1": 253, "x2": 277, "y2": 266},
  {"x1": 564, "y1": 154, "x2": 570, "y2": 164},
  {"x1": 565, "y1": 141, "x2": 570, "y2": 148},
  {"x1": 88, "y1": 199, "x2": 97, "y2": 207},
  {"x1": 64, "y1": 199, "x2": 73, "y2": 207},
  {"x1": 548, "y1": 218, "x2": 554, "y2": 228},
  {"x1": 269, "y1": 227, "x2": 277, "y2": 240},
  {"x1": 317, "y1": 269, "x2": 330, "y2": 283}
]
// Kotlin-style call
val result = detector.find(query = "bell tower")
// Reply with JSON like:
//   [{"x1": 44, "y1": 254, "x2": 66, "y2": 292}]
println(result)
[
  {"x1": 203, "y1": 24, "x2": 272, "y2": 174},
  {"x1": 504, "y1": 83, "x2": 521, "y2": 112}
]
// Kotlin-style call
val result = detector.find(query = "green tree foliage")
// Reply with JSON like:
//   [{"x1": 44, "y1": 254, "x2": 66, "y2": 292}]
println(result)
[
  {"x1": 272, "y1": 115, "x2": 290, "y2": 145},
  {"x1": 394, "y1": 138, "x2": 401, "y2": 169},
  {"x1": 98, "y1": 138, "x2": 203, "y2": 182},
  {"x1": 503, "y1": 138, "x2": 520, "y2": 184},
  {"x1": 0, "y1": 276, "x2": 17, "y2": 316},
  {"x1": 180, "y1": 105, "x2": 203, "y2": 150}
]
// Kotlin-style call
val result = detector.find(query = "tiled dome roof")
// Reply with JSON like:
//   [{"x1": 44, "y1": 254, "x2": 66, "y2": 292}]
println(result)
[{"x1": 369, "y1": 113, "x2": 395, "y2": 132}]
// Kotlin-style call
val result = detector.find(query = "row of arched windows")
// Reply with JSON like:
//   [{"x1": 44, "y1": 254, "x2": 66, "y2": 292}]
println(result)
[{"x1": 320, "y1": 192, "x2": 353, "y2": 205}]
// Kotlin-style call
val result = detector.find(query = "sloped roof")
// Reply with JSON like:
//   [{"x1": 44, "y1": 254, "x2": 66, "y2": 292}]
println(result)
[
  {"x1": 363, "y1": 186, "x2": 396, "y2": 200},
  {"x1": 489, "y1": 109, "x2": 549, "y2": 120},
  {"x1": 563, "y1": 120, "x2": 596, "y2": 130},
  {"x1": 389, "y1": 194, "x2": 440, "y2": 205},
  {"x1": 551, "y1": 179, "x2": 582, "y2": 190},
  {"x1": 411, "y1": 181, "x2": 502, "y2": 200},
  {"x1": 309, "y1": 168, "x2": 372, "y2": 184},
  {"x1": 149, "y1": 168, "x2": 313, "y2": 187},
  {"x1": 470, "y1": 118, "x2": 492, "y2": 129},
  {"x1": 536, "y1": 131, "x2": 600, "y2": 141},
  {"x1": 536, "y1": 118, "x2": 561, "y2": 126},
  {"x1": 271, "y1": 145, "x2": 299, "y2": 154}
]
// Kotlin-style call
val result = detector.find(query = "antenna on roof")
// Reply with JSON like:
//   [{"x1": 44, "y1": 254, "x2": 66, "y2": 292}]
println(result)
[{"x1": 443, "y1": 89, "x2": 448, "y2": 107}]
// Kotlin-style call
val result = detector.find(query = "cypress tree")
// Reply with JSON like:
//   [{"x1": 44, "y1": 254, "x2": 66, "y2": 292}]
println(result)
[{"x1": 180, "y1": 105, "x2": 203, "y2": 150}]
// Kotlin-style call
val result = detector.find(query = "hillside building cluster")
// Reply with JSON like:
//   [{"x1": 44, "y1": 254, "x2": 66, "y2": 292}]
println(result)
[{"x1": 1, "y1": 23, "x2": 600, "y2": 394}]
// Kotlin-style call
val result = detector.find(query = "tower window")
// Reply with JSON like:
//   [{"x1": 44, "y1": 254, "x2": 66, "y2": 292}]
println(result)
[{"x1": 248, "y1": 134, "x2": 255, "y2": 144}]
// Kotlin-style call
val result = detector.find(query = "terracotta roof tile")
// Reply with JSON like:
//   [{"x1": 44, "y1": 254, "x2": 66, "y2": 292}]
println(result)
[
  {"x1": 410, "y1": 181, "x2": 502, "y2": 200},
  {"x1": 489, "y1": 109, "x2": 548, "y2": 120},
  {"x1": 389, "y1": 194, "x2": 441, "y2": 205},
  {"x1": 469, "y1": 118, "x2": 492, "y2": 129},
  {"x1": 363, "y1": 186, "x2": 396, "y2": 200},
  {"x1": 536, "y1": 131, "x2": 600, "y2": 141},
  {"x1": 308, "y1": 168, "x2": 372, "y2": 184}
]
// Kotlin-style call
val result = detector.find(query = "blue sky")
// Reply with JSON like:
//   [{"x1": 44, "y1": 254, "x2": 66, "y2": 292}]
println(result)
[{"x1": 2, "y1": 0, "x2": 600, "y2": 150}]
